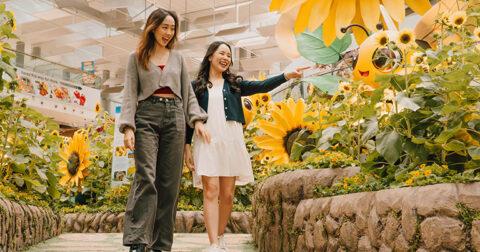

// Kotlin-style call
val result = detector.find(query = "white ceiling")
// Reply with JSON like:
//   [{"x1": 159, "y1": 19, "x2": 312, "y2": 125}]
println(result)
[{"x1": 6, "y1": 0, "x2": 290, "y2": 89}]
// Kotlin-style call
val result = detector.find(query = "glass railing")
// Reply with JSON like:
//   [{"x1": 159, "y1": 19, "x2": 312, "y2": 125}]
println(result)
[{"x1": 6, "y1": 48, "x2": 103, "y2": 89}]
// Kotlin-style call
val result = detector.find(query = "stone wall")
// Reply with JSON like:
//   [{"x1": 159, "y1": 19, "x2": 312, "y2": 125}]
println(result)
[
  {"x1": 251, "y1": 167, "x2": 360, "y2": 251},
  {"x1": 0, "y1": 197, "x2": 62, "y2": 252},
  {"x1": 252, "y1": 168, "x2": 480, "y2": 252},
  {"x1": 62, "y1": 211, "x2": 251, "y2": 234}
]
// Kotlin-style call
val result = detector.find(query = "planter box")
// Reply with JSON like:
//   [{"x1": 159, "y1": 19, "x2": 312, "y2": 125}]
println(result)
[
  {"x1": 251, "y1": 168, "x2": 480, "y2": 251},
  {"x1": 0, "y1": 197, "x2": 62, "y2": 252},
  {"x1": 61, "y1": 211, "x2": 252, "y2": 234}
]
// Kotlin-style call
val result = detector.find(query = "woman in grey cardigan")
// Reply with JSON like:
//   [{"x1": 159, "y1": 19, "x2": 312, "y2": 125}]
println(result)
[{"x1": 118, "y1": 8, "x2": 210, "y2": 252}]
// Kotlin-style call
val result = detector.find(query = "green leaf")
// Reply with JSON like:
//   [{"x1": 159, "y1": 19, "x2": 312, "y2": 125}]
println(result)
[
  {"x1": 361, "y1": 118, "x2": 378, "y2": 144},
  {"x1": 468, "y1": 147, "x2": 480, "y2": 160},
  {"x1": 296, "y1": 27, "x2": 352, "y2": 64},
  {"x1": 403, "y1": 140, "x2": 428, "y2": 162},
  {"x1": 434, "y1": 125, "x2": 461, "y2": 144},
  {"x1": 28, "y1": 146, "x2": 44, "y2": 158},
  {"x1": 35, "y1": 168, "x2": 48, "y2": 181},
  {"x1": 303, "y1": 75, "x2": 340, "y2": 95},
  {"x1": 319, "y1": 126, "x2": 341, "y2": 144},
  {"x1": 376, "y1": 130, "x2": 403, "y2": 164},
  {"x1": 443, "y1": 140, "x2": 466, "y2": 153},
  {"x1": 12, "y1": 163, "x2": 26, "y2": 174},
  {"x1": 397, "y1": 92, "x2": 420, "y2": 111},
  {"x1": 12, "y1": 154, "x2": 29, "y2": 164},
  {"x1": 20, "y1": 119, "x2": 37, "y2": 129}
]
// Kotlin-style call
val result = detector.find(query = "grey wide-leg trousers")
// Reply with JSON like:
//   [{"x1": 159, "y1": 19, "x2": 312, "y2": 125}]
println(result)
[{"x1": 123, "y1": 96, "x2": 185, "y2": 251}]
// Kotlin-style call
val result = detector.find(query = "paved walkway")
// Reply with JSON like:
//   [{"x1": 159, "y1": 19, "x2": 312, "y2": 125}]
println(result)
[{"x1": 27, "y1": 233, "x2": 257, "y2": 252}]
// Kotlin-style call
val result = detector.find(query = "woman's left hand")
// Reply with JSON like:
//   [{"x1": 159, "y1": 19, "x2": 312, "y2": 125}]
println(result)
[
  {"x1": 284, "y1": 66, "x2": 311, "y2": 80},
  {"x1": 194, "y1": 121, "x2": 211, "y2": 144}
]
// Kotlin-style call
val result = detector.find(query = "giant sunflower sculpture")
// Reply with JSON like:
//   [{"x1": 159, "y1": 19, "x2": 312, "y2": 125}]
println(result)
[
  {"x1": 270, "y1": 0, "x2": 432, "y2": 45},
  {"x1": 58, "y1": 131, "x2": 91, "y2": 190},
  {"x1": 254, "y1": 98, "x2": 314, "y2": 164}
]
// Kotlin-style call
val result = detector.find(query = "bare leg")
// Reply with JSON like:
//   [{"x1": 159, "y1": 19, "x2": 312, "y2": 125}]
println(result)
[
  {"x1": 202, "y1": 176, "x2": 220, "y2": 245},
  {"x1": 218, "y1": 176, "x2": 236, "y2": 236}
]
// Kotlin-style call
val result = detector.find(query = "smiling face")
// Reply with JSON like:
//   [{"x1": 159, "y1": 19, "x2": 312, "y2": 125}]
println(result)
[
  {"x1": 353, "y1": 31, "x2": 405, "y2": 87},
  {"x1": 209, "y1": 43, "x2": 232, "y2": 74},
  {"x1": 154, "y1": 15, "x2": 175, "y2": 48}
]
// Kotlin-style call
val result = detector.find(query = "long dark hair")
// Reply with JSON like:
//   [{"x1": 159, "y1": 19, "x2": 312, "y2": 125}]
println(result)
[
  {"x1": 192, "y1": 41, "x2": 243, "y2": 96},
  {"x1": 137, "y1": 8, "x2": 179, "y2": 70}
]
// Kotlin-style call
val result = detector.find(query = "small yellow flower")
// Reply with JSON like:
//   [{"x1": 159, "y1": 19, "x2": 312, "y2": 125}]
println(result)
[
  {"x1": 343, "y1": 181, "x2": 348, "y2": 190},
  {"x1": 51, "y1": 130, "x2": 60, "y2": 137},
  {"x1": 441, "y1": 14, "x2": 451, "y2": 26},
  {"x1": 339, "y1": 81, "x2": 352, "y2": 94},
  {"x1": 424, "y1": 169, "x2": 432, "y2": 176},
  {"x1": 405, "y1": 178, "x2": 414, "y2": 186},
  {"x1": 450, "y1": 11, "x2": 467, "y2": 28},
  {"x1": 419, "y1": 164, "x2": 426, "y2": 169},
  {"x1": 411, "y1": 52, "x2": 427, "y2": 65},
  {"x1": 473, "y1": 27, "x2": 480, "y2": 41},
  {"x1": 358, "y1": 84, "x2": 374, "y2": 93},
  {"x1": 376, "y1": 31, "x2": 389, "y2": 47},
  {"x1": 397, "y1": 29, "x2": 415, "y2": 48},
  {"x1": 410, "y1": 170, "x2": 421, "y2": 177}
]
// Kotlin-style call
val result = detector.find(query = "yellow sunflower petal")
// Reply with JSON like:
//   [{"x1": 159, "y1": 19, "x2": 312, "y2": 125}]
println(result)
[
  {"x1": 405, "y1": 0, "x2": 431, "y2": 15},
  {"x1": 256, "y1": 138, "x2": 284, "y2": 151},
  {"x1": 335, "y1": 0, "x2": 356, "y2": 38},
  {"x1": 382, "y1": 0, "x2": 406, "y2": 23},
  {"x1": 352, "y1": 1, "x2": 369, "y2": 45},
  {"x1": 295, "y1": 99, "x2": 306, "y2": 122},
  {"x1": 270, "y1": 0, "x2": 285, "y2": 11},
  {"x1": 279, "y1": 0, "x2": 308, "y2": 13},
  {"x1": 323, "y1": 0, "x2": 338, "y2": 46},
  {"x1": 282, "y1": 98, "x2": 296, "y2": 125},
  {"x1": 294, "y1": 0, "x2": 315, "y2": 33},
  {"x1": 272, "y1": 110, "x2": 292, "y2": 131},
  {"x1": 58, "y1": 175, "x2": 70, "y2": 186},
  {"x1": 254, "y1": 135, "x2": 275, "y2": 144},
  {"x1": 360, "y1": 0, "x2": 381, "y2": 31},
  {"x1": 258, "y1": 120, "x2": 287, "y2": 138},
  {"x1": 308, "y1": 0, "x2": 333, "y2": 31}
]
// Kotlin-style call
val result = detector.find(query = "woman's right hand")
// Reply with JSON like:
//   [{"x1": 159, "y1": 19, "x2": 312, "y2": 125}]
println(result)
[{"x1": 124, "y1": 128, "x2": 135, "y2": 151}]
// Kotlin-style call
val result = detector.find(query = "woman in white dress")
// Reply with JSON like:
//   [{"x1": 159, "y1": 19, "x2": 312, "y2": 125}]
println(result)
[{"x1": 184, "y1": 41, "x2": 307, "y2": 252}]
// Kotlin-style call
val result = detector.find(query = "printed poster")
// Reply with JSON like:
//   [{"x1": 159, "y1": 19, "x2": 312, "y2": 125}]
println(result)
[{"x1": 111, "y1": 105, "x2": 135, "y2": 187}]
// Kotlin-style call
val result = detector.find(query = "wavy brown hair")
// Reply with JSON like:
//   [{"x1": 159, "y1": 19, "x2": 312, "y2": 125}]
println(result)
[
  {"x1": 136, "y1": 8, "x2": 178, "y2": 70},
  {"x1": 193, "y1": 41, "x2": 243, "y2": 96}
]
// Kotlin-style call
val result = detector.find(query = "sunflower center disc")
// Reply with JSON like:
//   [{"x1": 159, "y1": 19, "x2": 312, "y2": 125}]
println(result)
[
  {"x1": 285, "y1": 129, "x2": 301, "y2": 156},
  {"x1": 67, "y1": 152, "x2": 80, "y2": 176}
]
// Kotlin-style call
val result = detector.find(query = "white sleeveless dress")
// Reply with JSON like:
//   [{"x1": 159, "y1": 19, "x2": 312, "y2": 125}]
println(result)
[{"x1": 192, "y1": 83, "x2": 254, "y2": 189}]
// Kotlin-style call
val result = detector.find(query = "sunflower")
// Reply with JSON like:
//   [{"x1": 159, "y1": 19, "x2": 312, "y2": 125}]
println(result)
[
  {"x1": 376, "y1": 31, "x2": 389, "y2": 47},
  {"x1": 254, "y1": 98, "x2": 313, "y2": 164},
  {"x1": 58, "y1": 131, "x2": 91, "y2": 190},
  {"x1": 397, "y1": 28, "x2": 415, "y2": 48},
  {"x1": 450, "y1": 11, "x2": 467, "y2": 28},
  {"x1": 473, "y1": 27, "x2": 480, "y2": 41},
  {"x1": 410, "y1": 52, "x2": 427, "y2": 65},
  {"x1": 339, "y1": 81, "x2": 352, "y2": 94},
  {"x1": 94, "y1": 102, "x2": 101, "y2": 113},
  {"x1": 51, "y1": 130, "x2": 60, "y2": 137},
  {"x1": 270, "y1": 0, "x2": 432, "y2": 46}
]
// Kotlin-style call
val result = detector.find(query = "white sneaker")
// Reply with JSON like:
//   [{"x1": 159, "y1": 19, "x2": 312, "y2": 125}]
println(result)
[
  {"x1": 218, "y1": 235, "x2": 227, "y2": 251},
  {"x1": 203, "y1": 244, "x2": 225, "y2": 252}
]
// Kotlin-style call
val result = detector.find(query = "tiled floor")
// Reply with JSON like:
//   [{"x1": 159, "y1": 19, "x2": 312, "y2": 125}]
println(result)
[{"x1": 27, "y1": 233, "x2": 257, "y2": 252}]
